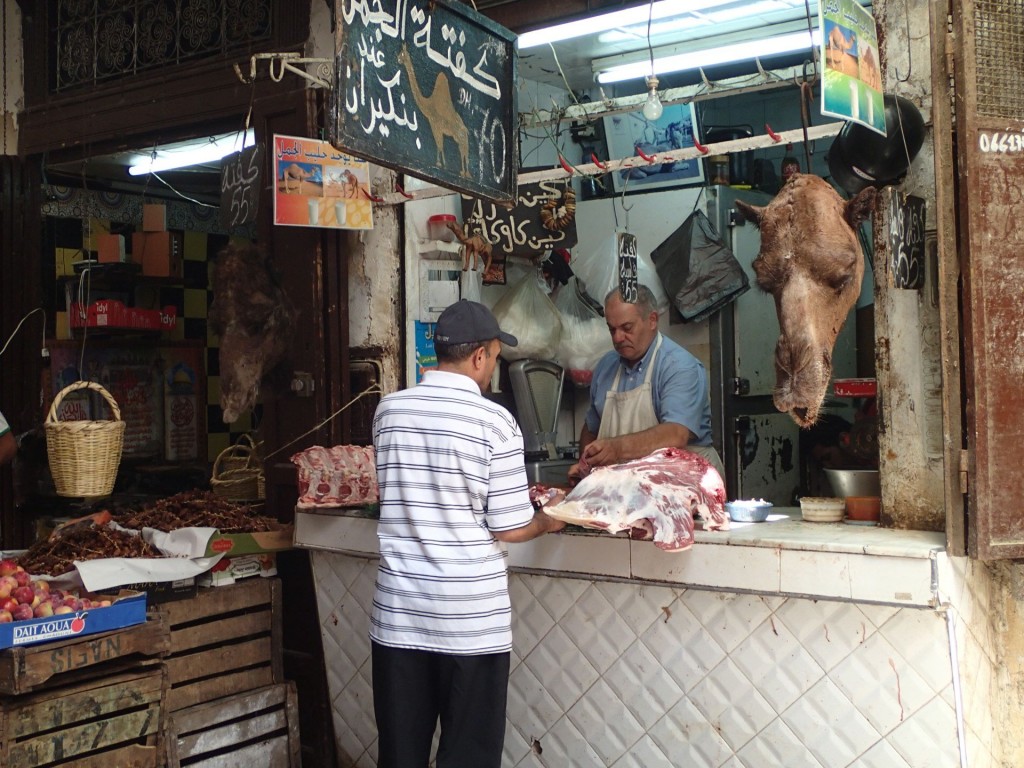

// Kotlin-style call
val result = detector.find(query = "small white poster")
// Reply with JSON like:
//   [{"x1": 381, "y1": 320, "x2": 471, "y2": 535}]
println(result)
[{"x1": 820, "y1": 0, "x2": 885, "y2": 136}]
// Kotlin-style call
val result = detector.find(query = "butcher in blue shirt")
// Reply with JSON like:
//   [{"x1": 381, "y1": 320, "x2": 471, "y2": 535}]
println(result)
[{"x1": 568, "y1": 285, "x2": 724, "y2": 482}]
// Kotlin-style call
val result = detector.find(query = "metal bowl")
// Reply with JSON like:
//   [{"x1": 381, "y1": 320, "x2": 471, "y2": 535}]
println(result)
[
  {"x1": 823, "y1": 469, "x2": 881, "y2": 498},
  {"x1": 726, "y1": 500, "x2": 774, "y2": 523}
]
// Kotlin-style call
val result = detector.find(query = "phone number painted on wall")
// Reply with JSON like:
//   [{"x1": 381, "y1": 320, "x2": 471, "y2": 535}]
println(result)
[{"x1": 979, "y1": 132, "x2": 1024, "y2": 153}]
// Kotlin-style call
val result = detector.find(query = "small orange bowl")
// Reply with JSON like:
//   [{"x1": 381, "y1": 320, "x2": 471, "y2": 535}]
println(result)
[{"x1": 845, "y1": 496, "x2": 881, "y2": 521}]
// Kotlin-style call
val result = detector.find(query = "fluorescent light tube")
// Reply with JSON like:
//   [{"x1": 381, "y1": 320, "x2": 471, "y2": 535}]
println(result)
[
  {"x1": 596, "y1": 29, "x2": 821, "y2": 83},
  {"x1": 517, "y1": 1, "x2": 729, "y2": 49},
  {"x1": 128, "y1": 129, "x2": 255, "y2": 176}
]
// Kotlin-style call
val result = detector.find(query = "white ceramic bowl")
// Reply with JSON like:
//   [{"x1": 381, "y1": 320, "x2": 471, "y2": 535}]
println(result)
[
  {"x1": 799, "y1": 496, "x2": 845, "y2": 522},
  {"x1": 726, "y1": 499, "x2": 773, "y2": 523}
]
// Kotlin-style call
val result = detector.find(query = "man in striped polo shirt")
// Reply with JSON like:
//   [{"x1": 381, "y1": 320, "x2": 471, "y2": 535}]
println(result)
[{"x1": 370, "y1": 299, "x2": 565, "y2": 768}]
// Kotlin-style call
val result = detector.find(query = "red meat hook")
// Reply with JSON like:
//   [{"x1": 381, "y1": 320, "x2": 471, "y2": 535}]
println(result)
[
  {"x1": 590, "y1": 152, "x2": 607, "y2": 170},
  {"x1": 692, "y1": 138, "x2": 710, "y2": 155},
  {"x1": 395, "y1": 183, "x2": 414, "y2": 199},
  {"x1": 361, "y1": 187, "x2": 385, "y2": 203},
  {"x1": 765, "y1": 123, "x2": 782, "y2": 142},
  {"x1": 635, "y1": 146, "x2": 657, "y2": 163},
  {"x1": 558, "y1": 154, "x2": 575, "y2": 175}
]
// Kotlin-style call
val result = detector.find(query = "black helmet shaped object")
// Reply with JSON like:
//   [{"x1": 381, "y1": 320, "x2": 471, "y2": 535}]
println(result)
[{"x1": 828, "y1": 94, "x2": 925, "y2": 194}]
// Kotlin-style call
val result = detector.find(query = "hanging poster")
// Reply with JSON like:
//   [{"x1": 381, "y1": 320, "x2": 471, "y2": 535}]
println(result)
[
  {"x1": 820, "y1": 0, "x2": 885, "y2": 136},
  {"x1": 414, "y1": 321, "x2": 437, "y2": 383},
  {"x1": 329, "y1": 0, "x2": 518, "y2": 204},
  {"x1": 603, "y1": 102, "x2": 704, "y2": 194},
  {"x1": 273, "y1": 134, "x2": 374, "y2": 230}
]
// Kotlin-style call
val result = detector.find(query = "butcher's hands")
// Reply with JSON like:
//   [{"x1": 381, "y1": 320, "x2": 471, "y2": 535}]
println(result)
[{"x1": 580, "y1": 438, "x2": 620, "y2": 469}]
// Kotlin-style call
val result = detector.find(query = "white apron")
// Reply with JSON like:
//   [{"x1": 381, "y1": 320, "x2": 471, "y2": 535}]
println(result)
[{"x1": 598, "y1": 335, "x2": 726, "y2": 478}]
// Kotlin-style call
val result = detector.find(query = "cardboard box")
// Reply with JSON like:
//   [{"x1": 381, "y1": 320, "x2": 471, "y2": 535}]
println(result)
[
  {"x1": 203, "y1": 526, "x2": 293, "y2": 557},
  {"x1": 120, "y1": 577, "x2": 199, "y2": 604},
  {"x1": 0, "y1": 591, "x2": 147, "y2": 649},
  {"x1": 143, "y1": 203, "x2": 167, "y2": 231},
  {"x1": 197, "y1": 553, "x2": 277, "y2": 587},
  {"x1": 133, "y1": 230, "x2": 183, "y2": 278},
  {"x1": 97, "y1": 233, "x2": 126, "y2": 263}
]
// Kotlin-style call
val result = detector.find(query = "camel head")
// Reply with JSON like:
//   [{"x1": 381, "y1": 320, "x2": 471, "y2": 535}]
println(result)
[{"x1": 735, "y1": 174, "x2": 876, "y2": 427}]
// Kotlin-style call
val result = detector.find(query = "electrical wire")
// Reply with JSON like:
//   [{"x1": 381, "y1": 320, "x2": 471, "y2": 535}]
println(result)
[
  {"x1": 151, "y1": 171, "x2": 217, "y2": 208},
  {"x1": 0, "y1": 307, "x2": 46, "y2": 359}
]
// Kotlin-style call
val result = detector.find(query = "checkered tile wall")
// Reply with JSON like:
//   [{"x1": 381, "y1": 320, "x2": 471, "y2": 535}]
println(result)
[{"x1": 46, "y1": 207, "x2": 259, "y2": 464}]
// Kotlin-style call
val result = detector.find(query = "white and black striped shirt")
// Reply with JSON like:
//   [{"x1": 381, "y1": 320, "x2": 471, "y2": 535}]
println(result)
[{"x1": 370, "y1": 370, "x2": 534, "y2": 654}]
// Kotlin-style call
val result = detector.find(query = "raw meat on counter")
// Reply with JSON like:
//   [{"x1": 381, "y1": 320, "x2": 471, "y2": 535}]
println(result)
[
  {"x1": 538, "y1": 447, "x2": 728, "y2": 552},
  {"x1": 290, "y1": 445, "x2": 378, "y2": 508}
]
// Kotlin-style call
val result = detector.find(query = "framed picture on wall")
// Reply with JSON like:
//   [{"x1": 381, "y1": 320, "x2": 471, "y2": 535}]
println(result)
[{"x1": 603, "y1": 102, "x2": 704, "y2": 194}]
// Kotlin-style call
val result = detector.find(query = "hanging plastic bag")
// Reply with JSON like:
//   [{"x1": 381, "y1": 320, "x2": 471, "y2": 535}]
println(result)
[
  {"x1": 490, "y1": 271, "x2": 562, "y2": 361},
  {"x1": 460, "y1": 266, "x2": 482, "y2": 303},
  {"x1": 650, "y1": 209, "x2": 749, "y2": 323},
  {"x1": 554, "y1": 278, "x2": 613, "y2": 387},
  {"x1": 572, "y1": 230, "x2": 670, "y2": 313}
]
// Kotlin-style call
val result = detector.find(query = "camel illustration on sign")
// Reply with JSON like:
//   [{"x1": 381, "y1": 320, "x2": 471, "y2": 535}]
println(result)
[
  {"x1": 827, "y1": 26, "x2": 856, "y2": 69},
  {"x1": 282, "y1": 163, "x2": 314, "y2": 193},
  {"x1": 398, "y1": 44, "x2": 470, "y2": 178}
]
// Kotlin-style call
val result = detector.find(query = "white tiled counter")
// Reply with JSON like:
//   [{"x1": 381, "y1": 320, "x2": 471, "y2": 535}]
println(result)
[{"x1": 297, "y1": 510, "x2": 982, "y2": 767}]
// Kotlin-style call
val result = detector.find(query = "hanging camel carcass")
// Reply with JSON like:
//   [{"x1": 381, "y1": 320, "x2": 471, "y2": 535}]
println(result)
[
  {"x1": 209, "y1": 243, "x2": 295, "y2": 424},
  {"x1": 735, "y1": 174, "x2": 876, "y2": 427}
]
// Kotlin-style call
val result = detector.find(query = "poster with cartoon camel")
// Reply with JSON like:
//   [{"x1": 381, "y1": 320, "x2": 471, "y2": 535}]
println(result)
[
  {"x1": 820, "y1": 0, "x2": 885, "y2": 136},
  {"x1": 273, "y1": 135, "x2": 374, "y2": 230}
]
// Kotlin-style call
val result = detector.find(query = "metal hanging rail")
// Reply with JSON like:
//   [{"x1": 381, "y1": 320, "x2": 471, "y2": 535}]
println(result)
[{"x1": 372, "y1": 123, "x2": 843, "y2": 205}]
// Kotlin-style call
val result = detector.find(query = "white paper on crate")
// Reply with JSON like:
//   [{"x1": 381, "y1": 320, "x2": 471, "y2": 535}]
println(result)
[{"x1": 73, "y1": 526, "x2": 223, "y2": 593}]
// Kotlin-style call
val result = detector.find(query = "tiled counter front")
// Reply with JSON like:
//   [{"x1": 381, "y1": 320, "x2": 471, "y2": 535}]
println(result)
[{"x1": 298, "y1": 511, "x2": 976, "y2": 767}]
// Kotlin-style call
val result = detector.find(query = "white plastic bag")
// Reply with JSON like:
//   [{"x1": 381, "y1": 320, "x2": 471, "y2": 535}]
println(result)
[
  {"x1": 460, "y1": 267, "x2": 482, "y2": 303},
  {"x1": 491, "y1": 272, "x2": 562, "y2": 361},
  {"x1": 554, "y1": 278, "x2": 612, "y2": 387},
  {"x1": 573, "y1": 230, "x2": 670, "y2": 314}
]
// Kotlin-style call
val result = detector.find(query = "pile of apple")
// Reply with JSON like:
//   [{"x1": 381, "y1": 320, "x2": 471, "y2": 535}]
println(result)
[{"x1": 0, "y1": 559, "x2": 111, "y2": 624}]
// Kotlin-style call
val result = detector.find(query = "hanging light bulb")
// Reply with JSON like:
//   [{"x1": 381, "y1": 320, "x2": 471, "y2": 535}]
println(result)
[{"x1": 642, "y1": 76, "x2": 663, "y2": 121}]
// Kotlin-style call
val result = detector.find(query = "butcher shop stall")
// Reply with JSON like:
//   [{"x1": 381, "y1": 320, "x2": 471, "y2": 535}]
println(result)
[{"x1": 295, "y1": 172, "x2": 961, "y2": 765}]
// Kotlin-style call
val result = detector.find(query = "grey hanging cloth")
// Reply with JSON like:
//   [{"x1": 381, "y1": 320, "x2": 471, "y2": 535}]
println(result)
[{"x1": 650, "y1": 209, "x2": 749, "y2": 323}]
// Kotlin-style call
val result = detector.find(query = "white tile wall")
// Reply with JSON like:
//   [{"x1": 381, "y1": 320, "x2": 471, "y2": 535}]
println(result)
[{"x1": 312, "y1": 551, "x2": 961, "y2": 767}]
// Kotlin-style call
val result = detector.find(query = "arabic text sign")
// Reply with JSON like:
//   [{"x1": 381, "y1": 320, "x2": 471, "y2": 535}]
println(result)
[
  {"x1": 330, "y1": 0, "x2": 517, "y2": 204},
  {"x1": 220, "y1": 144, "x2": 263, "y2": 230},
  {"x1": 617, "y1": 232, "x2": 638, "y2": 304},
  {"x1": 273, "y1": 134, "x2": 374, "y2": 230},
  {"x1": 461, "y1": 177, "x2": 578, "y2": 256},
  {"x1": 887, "y1": 190, "x2": 926, "y2": 290},
  {"x1": 820, "y1": 0, "x2": 885, "y2": 136}
]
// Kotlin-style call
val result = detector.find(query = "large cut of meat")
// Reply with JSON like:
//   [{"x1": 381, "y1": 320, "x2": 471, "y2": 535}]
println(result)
[
  {"x1": 542, "y1": 447, "x2": 728, "y2": 552},
  {"x1": 209, "y1": 243, "x2": 294, "y2": 424},
  {"x1": 290, "y1": 445, "x2": 378, "y2": 508}
]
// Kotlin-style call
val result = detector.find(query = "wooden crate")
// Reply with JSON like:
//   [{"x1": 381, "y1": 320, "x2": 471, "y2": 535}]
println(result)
[
  {"x1": 159, "y1": 577, "x2": 282, "y2": 712},
  {"x1": 0, "y1": 615, "x2": 170, "y2": 696},
  {"x1": 166, "y1": 681, "x2": 301, "y2": 767},
  {"x1": 0, "y1": 662, "x2": 165, "y2": 768}
]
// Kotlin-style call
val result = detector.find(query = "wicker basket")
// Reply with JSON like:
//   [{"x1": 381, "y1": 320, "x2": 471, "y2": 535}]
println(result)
[
  {"x1": 210, "y1": 441, "x2": 261, "y2": 501},
  {"x1": 45, "y1": 381, "x2": 126, "y2": 497}
]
